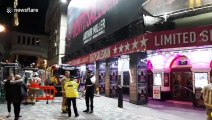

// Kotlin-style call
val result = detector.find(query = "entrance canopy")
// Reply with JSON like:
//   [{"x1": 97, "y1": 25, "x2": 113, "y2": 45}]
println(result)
[{"x1": 66, "y1": 25, "x2": 212, "y2": 67}]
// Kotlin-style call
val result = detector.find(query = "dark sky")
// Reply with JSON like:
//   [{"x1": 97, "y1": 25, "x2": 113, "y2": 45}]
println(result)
[{"x1": 0, "y1": 0, "x2": 49, "y2": 34}]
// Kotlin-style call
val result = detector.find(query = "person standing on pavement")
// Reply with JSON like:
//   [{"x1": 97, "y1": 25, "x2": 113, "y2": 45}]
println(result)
[
  {"x1": 64, "y1": 76, "x2": 79, "y2": 117},
  {"x1": 4, "y1": 73, "x2": 14, "y2": 118},
  {"x1": 31, "y1": 72, "x2": 41, "y2": 102},
  {"x1": 61, "y1": 71, "x2": 70, "y2": 113},
  {"x1": 83, "y1": 71, "x2": 95, "y2": 113},
  {"x1": 202, "y1": 77, "x2": 212, "y2": 120},
  {"x1": 10, "y1": 74, "x2": 27, "y2": 120}
]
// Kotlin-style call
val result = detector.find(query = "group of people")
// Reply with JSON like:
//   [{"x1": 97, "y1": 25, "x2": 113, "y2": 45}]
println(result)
[
  {"x1": 4, "y1": 73, "x2": 27, "y2": 120},
  {"x1": 61, "y1": 70, "x2": 95, "y2": 118},
  {"x1": 3, "y1": 72, "x2": 42, "y2": 120}
]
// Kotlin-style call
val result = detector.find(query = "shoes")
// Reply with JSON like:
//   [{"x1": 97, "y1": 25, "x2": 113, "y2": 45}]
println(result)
[
  {"x1": 75, "y1": 114, "x2": 79, "y2": 117},
  {"x1": 68, "y1": 115, "x2": 71, "y2": 117},
  {"x1": 6, "y1": 114, "x2": 11, "y2": 118},
  {"x1": 14, "y1": 117, "x2": 19, "y2": 120},
  {"x1": 62, "y1": 111, "x2": 68, "y2": 114},
  {"x1": 18, "y1": 115, "x2": 22, "y2": 117},
  {"x1": 83, "y1": 110, "x2": 89, "y2": 112},
  {"x1": 89, "y1": 110, "x2": 93, "y2": 113}
]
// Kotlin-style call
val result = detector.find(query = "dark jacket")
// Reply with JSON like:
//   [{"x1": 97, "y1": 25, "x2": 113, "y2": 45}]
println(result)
[
  {"x1": 4, "y1": 80, "x2": 13, "y2": 101},
  {"x1": 10, "y1": 79, "x2": 27, "y2": 103}
]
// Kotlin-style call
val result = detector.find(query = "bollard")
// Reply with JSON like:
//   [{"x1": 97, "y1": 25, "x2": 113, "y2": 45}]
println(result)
[{"x1": 118, "y1": 86, "x2": 123, "y2": 108}]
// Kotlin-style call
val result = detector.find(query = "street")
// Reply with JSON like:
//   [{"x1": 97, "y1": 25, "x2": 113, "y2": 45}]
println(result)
[{"x1": 0, "y1": 96, "x2": 206, "y2": 120}]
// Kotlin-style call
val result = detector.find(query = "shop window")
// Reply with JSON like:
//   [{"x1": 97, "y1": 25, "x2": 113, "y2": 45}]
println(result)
[
  {"x1": 36, "y1": 41, "x2": 40, "y2": 46},
  {"x1": 36, "y1": 38, "x2": 40, "y2": 46},
  {"x1": 27, "y1": 37, "x2": 30, "y2": 45},
  {"x1": 22, "y1": 36, "x2": 26, "y2": 44},
  {"x1": 32, "y1": 37, "x2": 35, "y2": 45},
  {"x1": 17, "y1": 36, "x2": 21, "y2": 44}
]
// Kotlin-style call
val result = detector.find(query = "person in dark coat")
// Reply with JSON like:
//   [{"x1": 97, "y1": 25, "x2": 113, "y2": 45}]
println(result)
[
  {"x1": 83, "y1": 71, "x2": 95, "y2": 113},
  {"x1": 4, "y1": 73, "x2": 14, "y2": 118},
  {"x1": 10, "y1": 74, "x2": 27, "y2": 120}
]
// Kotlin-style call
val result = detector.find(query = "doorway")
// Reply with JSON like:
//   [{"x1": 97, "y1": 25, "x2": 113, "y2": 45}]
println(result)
[
  {"x1": 171, "y1": 70, "x2": 193, "y2": 102},
  {"x1": 118, "y1": 55, "x2": 130, "y2": 101},
  {"x1": 147, "y1": 71, "x2": 153, "y2": 97}
]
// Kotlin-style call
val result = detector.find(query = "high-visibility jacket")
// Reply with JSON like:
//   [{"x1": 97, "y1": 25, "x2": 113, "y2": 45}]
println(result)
[
  {"x1": 61, "y1": 76, "x2": 70, "y2": 91},
  {"x1": 64, "y1": 80, "x2": 79, "y2": 98},
  {"x1": 203, "y1": 83, "x2": 212, "y2": 108}
]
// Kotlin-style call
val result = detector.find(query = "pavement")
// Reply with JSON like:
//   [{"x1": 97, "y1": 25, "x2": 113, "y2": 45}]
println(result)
[{"x1": 0, "y1": 96, "x2": 206, "y2": 120}]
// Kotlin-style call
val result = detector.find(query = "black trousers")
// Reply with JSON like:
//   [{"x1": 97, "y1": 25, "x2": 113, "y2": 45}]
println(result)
[
  {"x1": 67, "y1": 98, "x2": 79, "y2": 116},
  {"x1": 13, "y1": 102, "x2": 21, "y2": 118},
  {"x1": 7, "y1": 100, "x2": 12, "y2": 113},
  {"x1": 85, "y1": 86, "x2": 94, "y2": 111}
]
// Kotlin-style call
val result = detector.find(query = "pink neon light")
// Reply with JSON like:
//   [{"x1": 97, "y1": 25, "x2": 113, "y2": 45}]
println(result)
[
  {"x1": 188, "y1": 50, "x2": 212, "y2": 69},
  {"x1": 147, "y1": 60, "x2": 153, "y2": 70},
  {"x1": 169, "y1": 55, "x2": 191, "y2": 68},
  {"x1": 149, "y1": 55, "x2": 166, "y2": 69}
]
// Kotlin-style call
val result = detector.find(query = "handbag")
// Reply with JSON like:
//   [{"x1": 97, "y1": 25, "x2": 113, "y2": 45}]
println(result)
[
  {"x1": 21, "y1": 84, "x2": 28, "y2": 100},
  {"x1": 91, "y1": 76, "x2": 96, "y2": 84}
]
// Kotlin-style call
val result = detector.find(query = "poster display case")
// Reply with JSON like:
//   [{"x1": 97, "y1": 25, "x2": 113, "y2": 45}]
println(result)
[
  {"x1": 194, "y1": 72, "x2": 208, "y2": 107},
  {"x1": 110, "y1": 59, "x2": 118, "y2": 97},
  {"x1": 164, "y1": 73, "x2": 170, "y2": 87},
  {"x1": 194, "y1": 73, "x2": 208, "y2": 88},
  {"x1": 137, "y1": 61, "x2": 148, "y2": 104},
  {"x1": 153, "y1": 86, "x2": 161, "y2": 99},
  {"x1": 99, "y1": 62, "x2": 106, "y2": 94},
  {"x1": 153, "y1": 73, "x2": 162, "y2": 86}
]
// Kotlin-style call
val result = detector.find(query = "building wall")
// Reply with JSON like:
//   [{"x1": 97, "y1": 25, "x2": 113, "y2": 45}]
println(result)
[
  {"x1": 10, "y1": 31, "x2": 48, "y2": 59},
  {"x1": 45, "y1": 0, "x2": 69, "y2": 66},
  {"x1": 0, "y1": 31, "x2": 11, "y2": 60},
  {"x1": 0, "y1": 30, "x2": 48, "y2": 66}
]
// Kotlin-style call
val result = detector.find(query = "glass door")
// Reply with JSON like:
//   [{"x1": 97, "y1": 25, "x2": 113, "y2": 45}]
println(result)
[{"x1": 171, "y1": 71, "x2": 193, "y2": 101}]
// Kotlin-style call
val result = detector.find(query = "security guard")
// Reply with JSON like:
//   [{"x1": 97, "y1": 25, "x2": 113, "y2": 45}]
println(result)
[
  {"x1": 64, "y1": 76, "x2": 79, "y2": 117},
  {"x1": 83, "y1": 71, "x2": 95, "y2": 113}
]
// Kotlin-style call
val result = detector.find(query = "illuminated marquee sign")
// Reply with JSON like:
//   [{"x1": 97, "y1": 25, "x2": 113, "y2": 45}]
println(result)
[{"x1": 66, "y1": 0, "x2": 146, "y2": 52}]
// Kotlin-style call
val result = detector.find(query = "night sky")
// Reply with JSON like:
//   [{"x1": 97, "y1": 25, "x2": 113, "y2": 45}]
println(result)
[{"x1": 0, "y1": 0, "x2": 49, "y2": 34}]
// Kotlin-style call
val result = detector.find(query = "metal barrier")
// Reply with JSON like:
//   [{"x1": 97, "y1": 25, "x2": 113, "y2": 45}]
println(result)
[{"x1": 36, "y1": 86, "x2": 57, "y2": 104}]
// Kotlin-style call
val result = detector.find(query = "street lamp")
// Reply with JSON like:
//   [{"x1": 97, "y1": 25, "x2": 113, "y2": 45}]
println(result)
[
  {"x1": 0, "y1": 24, "x2": 5, "y2": 32},
  {"x1": 60, "y1": 0, "x2": 66, "y2": 3}
]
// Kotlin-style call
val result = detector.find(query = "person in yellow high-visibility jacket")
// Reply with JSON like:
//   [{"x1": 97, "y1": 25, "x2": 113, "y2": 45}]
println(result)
[
  {"x1": 64, "y1": 76, "x2": 79, "y2": 117},
  {"x1": 203, "y1": 77, "x2": 212, "y2": 120}
]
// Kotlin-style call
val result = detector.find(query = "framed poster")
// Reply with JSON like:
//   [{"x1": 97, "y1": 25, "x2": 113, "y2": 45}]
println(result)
[
  {"x1": 164, "y1": 73, "x2": 169, "y2": 87},
  {"x1": 138, "y1": 67, "x2": 147, "y2": 83},
  {"x1": 194, "y1": 72, "x2": 208, "y2": 107},
  {"x1": 194, "y1": 72, "x2": 208, "y2": 88},
  {"x1": 109, "y1": 59, "x2": 118, "y2": 97},
  {"x1": 153, "y1": 86, "x2": 161, "y2": 99},
  {"x1": 99, "y1": 62, "x2": 106, "y2": 94},
  {"x1": 138, "y1": 83, "x2": 147, "y2": 102},
  {"x1": 153, "y1": 73, "x2": 162, "y2": 86},
  {"x1": 137, "y1": 60, "x2": 148, "y2": 105}
]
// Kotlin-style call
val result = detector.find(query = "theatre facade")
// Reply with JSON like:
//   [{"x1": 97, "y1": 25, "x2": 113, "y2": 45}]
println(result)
[{"x1": 63, "y1": 0, "x2": 212, "y2": 106}]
